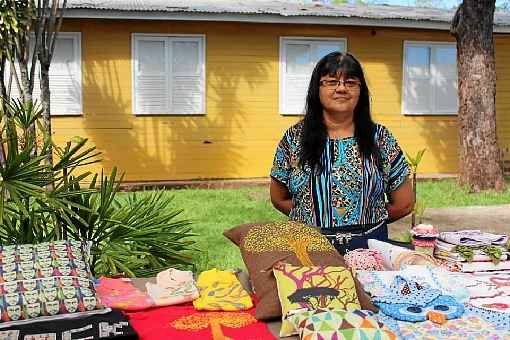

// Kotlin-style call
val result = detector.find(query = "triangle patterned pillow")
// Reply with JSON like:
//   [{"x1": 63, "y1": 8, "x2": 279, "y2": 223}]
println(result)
[{"x1": 287, "y1": 308, "x2": 397, "y2": 340}]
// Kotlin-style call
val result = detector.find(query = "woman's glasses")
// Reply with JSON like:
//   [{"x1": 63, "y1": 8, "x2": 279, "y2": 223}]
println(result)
[{"x1": 320, "y1": 79, "x2": 361, "y2": 91}]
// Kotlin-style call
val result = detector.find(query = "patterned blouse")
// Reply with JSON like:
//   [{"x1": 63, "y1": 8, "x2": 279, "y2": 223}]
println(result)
[{"x1": 270, "y1": 121, "x2": 410, "y2": 228}]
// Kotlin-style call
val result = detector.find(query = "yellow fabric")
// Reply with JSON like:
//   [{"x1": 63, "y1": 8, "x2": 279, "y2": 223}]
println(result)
[
  {"x1": 273, "y1": 262, "x2": 361, "y2": 337},
  {"x1": 193, "y1": 268, "x2": 253, "y2": 311}
]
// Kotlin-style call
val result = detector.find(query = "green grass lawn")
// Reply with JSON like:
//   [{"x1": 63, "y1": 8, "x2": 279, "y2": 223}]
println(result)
[{"x1": 162, "y1": 178, "x2": 510, "y2": 274}]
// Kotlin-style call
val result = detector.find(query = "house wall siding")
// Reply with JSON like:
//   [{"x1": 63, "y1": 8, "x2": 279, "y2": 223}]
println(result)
[{"x1": 52, "y1": 20, "x2": 510, "y2": 181}]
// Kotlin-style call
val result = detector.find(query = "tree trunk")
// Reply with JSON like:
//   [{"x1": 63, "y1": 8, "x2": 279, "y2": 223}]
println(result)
[
  {"x1": 40, "y1": 63, "x2": 53, "y2": 166},
  {"x1": 451, "y1": 0, "x2": 506, "y2": 192},
  {"x1": 0, "y1": 56, "x2": 7, "y2": 167}
]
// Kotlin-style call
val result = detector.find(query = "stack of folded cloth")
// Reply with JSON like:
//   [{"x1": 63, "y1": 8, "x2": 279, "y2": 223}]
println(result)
[
  {"x1": 433, "y1": 230, "x2": 510, "y2": 272},
  {"x1": 411, "y1": 224, "x2": 439, "y2": 256}
]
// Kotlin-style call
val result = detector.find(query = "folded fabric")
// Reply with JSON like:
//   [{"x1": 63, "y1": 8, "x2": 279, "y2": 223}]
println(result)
[
  {"x1": 439, "y1": 230, "x2": 508, "y2": 246},
  {"x1": 436, "y1": 239, "x2": 507, "y2": 252},
  {"x1": 378, "y1": 313, "x2": 510, "y2": 340},
  {"x1": 0, "y1": 310, "x2": 137, "y2": 339},
  {"x1": 288, "y1": 308, "x2": 397, "y2": 340},
  {"x1": 96, "y1": 277, "x2": 155, "y2": 311},
  {"x1": 449, "y1": 271, "x2": 510, "y2": 316},
  {"x1": 434, "y1": 250, "x2": 509, "y2": 263},
  {"x1": 367, "y1": 239, "x2": 438, "y2": 270},
  {"x1": 356, "y1": 265, "x2": 470, "y2": 302},
  {"x1": 344, "y1": 249, "x2": 383, "y2": 271},
  {"x1": 146, "y1": 268, "x2": 199, "y2": 306},
  {"x1": 412, "y1": 238, "x2": 437, "y2": 248},
  {"x1": 411, "y1": 224, "x2": 439, "y2": 238},
  {"x1": 373, "y1": 276, "x2": 464, "y2": 322},
  {"x1": 368, "y1": 239, "x2": 409, "y2": 270},
  {"x1": 126, "y1": 302, "x2": 275, "y2": 340},
  {"x1": 464, "y1": 303, "x2": 510, "y2": 331},
  {"x1": 435, "y1": 239, "x2": 508, "y2": 258},
  {"x1": 438, "y1": 260, "x2": 510, "y2": 272},
  {"x1": 193, "y1": 268, "x2": 253, "y2": 311}
]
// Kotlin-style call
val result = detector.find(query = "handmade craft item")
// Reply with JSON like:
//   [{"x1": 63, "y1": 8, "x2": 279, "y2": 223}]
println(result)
[
  {"x1": 344, "y1": 249, "x2": 383, "y2": 271},
  {"x1": 126, "y1": 303, "x2": 275, "y2": 340},
  {"x1": 193, "y1": 268, "x2": 253, "y2": 311},
  {"x1": 372, "y1": 276, "x2": 464, "y2": 322},
  {"x1": 273, "y1": 262, "x2": 360, "y2": 337},
  {"x1": 96, "y1": 277, "x2": 155, "y2": 311},
  {"x1": 223, "y1": 222, "x2": 374, "y2": 320},
  {"x1": 146, "y1": 268, "x2": 199, "y2": 306},
  {"x1": 0, "y1": 240, "x2": 106, "y2": 324},
  {"x1": 287, "y1": 308, "x2": 397, "y2": 340}
]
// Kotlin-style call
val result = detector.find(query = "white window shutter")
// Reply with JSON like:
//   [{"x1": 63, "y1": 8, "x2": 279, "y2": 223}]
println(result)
[
  {"x1": 171, "y1": 40, "x2": 204, "y2": 114},
  {"x1": 135, "y1": 38, "x2": 169, "y2": 114},
  {"x1": 48, "y1": 36, "x2": 81, "y2": 115},
  {"x1": 406, "y1": 78, "x2": 432, "y2": 114},
  {"x1": 404, "y1": 45, "x2": 432, "y2": 114},
  {"x1": 281, "y1": 38, "x2": 346, "y2": 115},
  {"x1": 3, "y1": 34, "x2": 81, "y2": 115},
  {"x1": 284, "y1": 43, "x2": 311, "y2": 115},
  {"x1": 433, "y1": 46, "x2": 458, "y2": 113}
]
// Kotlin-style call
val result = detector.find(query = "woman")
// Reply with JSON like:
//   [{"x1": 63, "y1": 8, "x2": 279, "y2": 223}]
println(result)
[{"x1": 270, "y1": 52, "x2": 414, "y2": 254}]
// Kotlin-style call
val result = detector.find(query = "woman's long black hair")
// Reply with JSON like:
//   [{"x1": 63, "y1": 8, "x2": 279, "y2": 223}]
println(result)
[{"x1": 299, "y1": 52, "x2": 379, "y2": 172}]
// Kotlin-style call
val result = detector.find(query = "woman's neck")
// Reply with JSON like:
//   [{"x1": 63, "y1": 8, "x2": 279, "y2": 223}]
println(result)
[{"x1": 323, "y1": 111, "x2": 354, "y2": 139}]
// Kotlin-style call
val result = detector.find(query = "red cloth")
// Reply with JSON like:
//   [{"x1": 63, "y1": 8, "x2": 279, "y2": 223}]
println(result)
[{"x1": 125, "y1": 302, "x2": 275, "y2": 340}]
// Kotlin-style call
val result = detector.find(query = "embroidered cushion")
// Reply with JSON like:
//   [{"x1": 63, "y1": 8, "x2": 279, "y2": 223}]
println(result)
[
  {"x1": 273, "y1": 262, "x2": 361, "y2": 337},
  {"x1": 288, "y1": 308, "x2": 397, "y2": 340},
  {"x1": 223, "y1": 222, "x2": 376, "y2": 320},
  {"x1": 0, "y1": 240, "x2": 105, "y2": 324}
]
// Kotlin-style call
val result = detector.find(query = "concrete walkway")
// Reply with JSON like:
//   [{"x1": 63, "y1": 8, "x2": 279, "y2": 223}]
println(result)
[{"x1": 389, "y1": 204, "x2": 510, "y2": 236}]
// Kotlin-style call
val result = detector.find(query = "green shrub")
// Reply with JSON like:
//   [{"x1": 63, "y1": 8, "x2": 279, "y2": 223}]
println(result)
[{"x1": 0, "y1": 99, "x2": 195, "y2": 277}]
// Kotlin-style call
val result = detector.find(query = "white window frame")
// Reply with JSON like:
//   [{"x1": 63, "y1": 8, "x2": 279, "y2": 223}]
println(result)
[
  {"x1": 4, "y1": 32, "x2": 82, "y2": 116},
  {"x1": 51, "y1": 32, "x2": 82, "y2": 116},
  {"x1": 131, "y1": 33, "x2": 206, "y2": 115},
  {"x1": 402, "y1": 41, "x2": 458, "y2": 116},
  {"x1": 279, "y1": 36, "x2": 347, "y2": 115}
]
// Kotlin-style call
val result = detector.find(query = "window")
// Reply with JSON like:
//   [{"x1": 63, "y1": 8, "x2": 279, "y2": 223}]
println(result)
[
  {"x1": 5, "y1": 32, "x2": 82, "y2": 115},
  {"x1": 280, "y1": 37, "x2": 346, "y2": 115},
  {"x1": 132, "y1": 34, "x2": 205, "y2": 115},
  {"x1": 403, "y1": 42, "x2": 458, "y2": 115}
]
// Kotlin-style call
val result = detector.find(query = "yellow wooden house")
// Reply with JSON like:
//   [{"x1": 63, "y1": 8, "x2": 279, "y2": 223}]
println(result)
[{"x1": 41, "y1": 0, "x2": 510, "y2": 182}]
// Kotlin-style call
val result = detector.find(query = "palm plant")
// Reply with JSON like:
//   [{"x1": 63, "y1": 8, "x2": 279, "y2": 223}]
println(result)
[{"x1": 0, "y1": 98, "x2": 195, "y2": 277}]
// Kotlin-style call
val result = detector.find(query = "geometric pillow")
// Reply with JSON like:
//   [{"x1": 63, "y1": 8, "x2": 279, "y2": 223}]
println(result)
[
  {"x1": 223, "y1": 222, "x2": 377, "y2": 321},
  {"x1": 273, "y1": 263, "x2": 361, "y2": 337},
  {"x1": 287, "y1": 308, "x2": 397, "y2": 340},
  {"x1": 0, "y1": 240, "x2": 105, "y2": 323}
]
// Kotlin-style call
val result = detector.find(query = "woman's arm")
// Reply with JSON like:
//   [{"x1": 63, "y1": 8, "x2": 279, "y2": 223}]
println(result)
[
  {"x1": 270, "y1": 178, "x2": 294, "y2": 216},
  {"x1": 386, "y1": 178, "x2": 414, "y2": 223}
]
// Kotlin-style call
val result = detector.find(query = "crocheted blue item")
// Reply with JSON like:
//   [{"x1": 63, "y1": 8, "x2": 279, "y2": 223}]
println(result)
[
  {"x1": 464, "y1": 304, "x2": 510, "y2": 330},
  {"x1": 372, "y1": 275, "x2": 465, "y2": 322}
]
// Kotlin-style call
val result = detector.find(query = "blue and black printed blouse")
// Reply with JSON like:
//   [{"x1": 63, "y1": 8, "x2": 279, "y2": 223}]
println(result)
[{"x1": 270, "y1": 121, "x2": 410, "y2": 228}]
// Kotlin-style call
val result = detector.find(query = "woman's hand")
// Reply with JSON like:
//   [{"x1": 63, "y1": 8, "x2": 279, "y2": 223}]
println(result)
[
  {"x1": 386, "y1": 178, "x2": 415, "y2": 223},
  {"x1": 270, "y1": 178, "x2": 294, "y2": 216}
]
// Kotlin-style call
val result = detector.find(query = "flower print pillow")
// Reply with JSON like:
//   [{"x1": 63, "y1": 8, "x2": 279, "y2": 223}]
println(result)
[{"x1": 0, "y1": 240, "x2": 106, "y2": 324}]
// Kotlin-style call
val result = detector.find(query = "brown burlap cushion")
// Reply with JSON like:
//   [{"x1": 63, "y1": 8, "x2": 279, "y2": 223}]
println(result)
[{"x1": 224, "y1": 221, "x2": 376, "y2": 320}]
